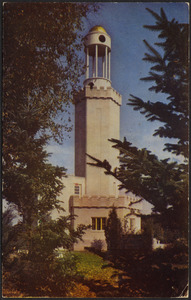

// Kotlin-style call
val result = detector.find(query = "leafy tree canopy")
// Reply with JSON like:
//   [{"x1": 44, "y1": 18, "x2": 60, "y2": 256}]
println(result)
[
  {"x1": 3, "y1": 2, "x2": 98, "y2": 223},
  {"x1": 2, "y1": 3, "x2": 99, "y2": 295},
  {"x1": 3, "y1": 2, "x2": 98, "y2": 143}
]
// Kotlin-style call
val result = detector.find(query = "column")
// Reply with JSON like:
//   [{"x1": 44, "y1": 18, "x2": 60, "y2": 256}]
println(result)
[
  {"x1": 102, "y1": 56, "x2": 105, "y2": 78},
  {"x1": 105, "y1": 46, "x2": 108, "y2": 79},
  {"x1": 95, "y1": 44, "x2": 98, "y2": 77},
  {"x1": 108, "y1": 51, "x2": 111, "y2": 80},
  {"x1": 86, "y1": 47, "x2": 89, "y2": 79},
  {"x1": 92, "y1": 56, "x2": 95, "y2": 77}
]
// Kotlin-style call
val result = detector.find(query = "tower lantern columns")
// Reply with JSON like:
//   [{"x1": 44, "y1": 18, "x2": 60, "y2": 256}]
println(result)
[
  {"x1": 84, "y1": 27, "x2": 111, "y2": 84},
  {"x1": 105, "y1": 46, "x2": 108, "y2": 79},
  {"x1": 86, "y1": 47, "x2": 89, "y2": 79},
  {"x1": 108, "y1": 51, "x2": 111, "y2": 80},
  {"x1": 92, "y1": 54, "x2": 95, "y2": 77},
  {"x1": 95, "y1": 44, "x2": 98, "y2": 77},
  {"x1": 102, "y1": 55, "x2": 105, "y2": 77},
  {"x1": 85, "y1": 44, "x2": 110, "y2": 80}
]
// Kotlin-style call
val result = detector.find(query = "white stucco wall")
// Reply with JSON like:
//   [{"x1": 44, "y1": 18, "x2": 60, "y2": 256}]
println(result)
[
  {"x1": 51, "y1": 175, "x2": 85, "y2": 219},
  {"x1": 69, "y1": 195, "x2": 142, "y2": 251},
  {"x1": 152, "y1": 238, "x2": 166, "y2": 250},
  {"x1": 75, "y1": 85, "x2": 121, "y2": 197}
]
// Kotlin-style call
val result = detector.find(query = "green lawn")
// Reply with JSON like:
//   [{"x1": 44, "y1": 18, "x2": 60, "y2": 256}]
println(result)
[
  {"x1": 73, "y1": 251, "x2": 118, "y2": 283},
  {"x1": 70, "y1": 251, "x2": 145, "y2": 297}
]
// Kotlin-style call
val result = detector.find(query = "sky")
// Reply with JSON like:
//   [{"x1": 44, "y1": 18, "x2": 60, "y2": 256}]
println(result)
[{"x1": 46, "y1": 2, "x2": 189, "y2": 174}]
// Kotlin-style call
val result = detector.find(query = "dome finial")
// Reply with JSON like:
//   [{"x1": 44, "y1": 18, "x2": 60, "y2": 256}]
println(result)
[{"x1": 90, "y1": 25, "x2": 107, "y2": 33}]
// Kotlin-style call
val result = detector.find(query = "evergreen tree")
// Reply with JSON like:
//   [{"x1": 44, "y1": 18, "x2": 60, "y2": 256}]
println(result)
[
  {"x1": 2, "y1": 206, "x2": 18, "y2": 268},
  {"x1": 87, "y1": 8, "x2": 188, "y2": 237},
  {"x1": 129, "y1": 8, "x2": 188, "y2": 158},
  {"x1": 105, "y1": 207, "x2": 122, "y2": 253}
]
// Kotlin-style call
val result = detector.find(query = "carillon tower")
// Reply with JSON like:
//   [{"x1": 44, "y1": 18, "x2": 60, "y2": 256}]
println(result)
[
  {"x1": 75, "y1": 25, "x2": 122, "y2": 197},
  {"x1": 54, "y1": 25, "x2": 142, "y2": 251},
  {"x1": 69, "y1": 26, "x2": 141, "y2": 251}
]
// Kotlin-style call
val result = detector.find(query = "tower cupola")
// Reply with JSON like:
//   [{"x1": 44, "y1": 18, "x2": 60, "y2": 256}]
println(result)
[{"x1": 84, "y1": 25, "x2": 111, "y2": 88}]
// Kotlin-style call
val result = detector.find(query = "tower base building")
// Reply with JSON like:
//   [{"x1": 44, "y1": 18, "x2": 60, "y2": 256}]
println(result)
[{"x1": 69, "y1": 195, "x2": 141, "y2": 251}]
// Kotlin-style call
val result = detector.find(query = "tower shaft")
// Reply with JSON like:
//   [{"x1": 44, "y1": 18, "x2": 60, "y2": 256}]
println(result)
[
  {"x1": 75, "y1": 25, "x2": 122, "y2": 197},
  {"x1": 75, "y1": 86, "x2": 121, "y2": 196}
]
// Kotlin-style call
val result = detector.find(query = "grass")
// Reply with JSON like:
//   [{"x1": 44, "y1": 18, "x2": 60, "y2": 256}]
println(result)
[
  {"x1": 68, "y1": 249, "x2": 188, "y2": 297},
  {"x1": 73, "y1": 251, "x2": 118, "y2": 283},
  {"x1": 4, "y1": 248, "x2": 187, "y2": 297},
  {"x1": 70, "y1": 251, "x2": 125, "y2": 297},
  {"x1": 69, "y1": 251, "x2": 148, "y2": 297},
  {"x1": 55, "y1": 250, "x2": 121, "y2": 297}
]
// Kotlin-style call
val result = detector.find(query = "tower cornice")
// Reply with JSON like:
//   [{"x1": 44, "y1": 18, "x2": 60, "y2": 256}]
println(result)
[{"x1": 74, "y1": 85, "x2": 122, "y2": 106}]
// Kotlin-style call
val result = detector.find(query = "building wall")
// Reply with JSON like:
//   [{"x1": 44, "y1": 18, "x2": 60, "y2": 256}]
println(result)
[
  {"x1": 75, "y1": 85, "x2": 122, "y2": 197},
  {"x1": 122, "y1": 214, "x2": 141, "y2": 234},
  {"x1": 69, "y1": 195, "x2": 141, "y2": 251},
  {"x1": 152, "y1": 238, "x2": 166, "y2": 250},
  {"x1": 51, "y1": 174, "x2": 149, "y2": 250},
  {"x1": 75, "y1": 95, "x2": 86, "y2": 178},
  {"x1": 86, "y1": 98, "x2": 120, "y2": 196},
  {"x1": 51, "y1": 176, "x2": 85, "y2": 219}
]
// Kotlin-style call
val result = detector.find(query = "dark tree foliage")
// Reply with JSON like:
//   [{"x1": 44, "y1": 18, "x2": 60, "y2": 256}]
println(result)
[
  {"x1": 2, "y1": 3, "x2": 98, "y2": 296},
  {"x1": 2, "y1": 210, "x2": 88, "y2": 297},
  {"x1": 3, "y1": 2, "x2": 97, "y2": 141},
  {"x1": 2, "y1": 206, "x2": 18, "y2": 267},
  {"x1": 129, "y1": 8, "x2": 189, "y2": 158},
  {"x1": 87, "y1": 143, "x2": 188, "y2": 236},
  {"x1": 3, "y1": 2, "x2": 97, "y2": 223},
  {"x1": 87, "y1": 8, "x2": 189, "y2": 237},
  {"x1": 105, "y1": 207, "x2": 122, "y2": 253}
]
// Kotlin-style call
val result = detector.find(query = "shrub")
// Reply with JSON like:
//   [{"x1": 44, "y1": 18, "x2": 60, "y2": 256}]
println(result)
[
  {"x1": 2, "y1": 215, "x2": 85, "y2": 297},
  {"x1": 91, "y1": 239, "x2": 104, "y2": 252}
]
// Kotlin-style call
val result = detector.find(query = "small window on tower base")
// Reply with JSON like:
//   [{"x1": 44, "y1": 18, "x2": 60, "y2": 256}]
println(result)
[
  {"x1": 74, "y1": 185, "x2": 80, "y2": 195},
  {"x1": 92, "y1": 217, "x2": 106, "y2": 230}
]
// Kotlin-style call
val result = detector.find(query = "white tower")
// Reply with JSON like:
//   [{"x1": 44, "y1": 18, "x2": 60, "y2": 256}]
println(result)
[
  {"x1": 75, "y1": 26, "x2": 122, "y2": 197},
  {"x1": 69, "y1": 26, "x2": 142, "y2": 251}
]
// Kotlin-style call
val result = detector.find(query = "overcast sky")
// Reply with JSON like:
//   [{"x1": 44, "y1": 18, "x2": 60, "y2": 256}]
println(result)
[{"x1": 46, "y1": 2, "x2": 189, "y2": 174}]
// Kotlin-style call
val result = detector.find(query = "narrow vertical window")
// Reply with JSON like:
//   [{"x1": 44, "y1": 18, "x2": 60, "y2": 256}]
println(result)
[
  {"x1": 102, "y1": 218, "x2": 106, "y2": 230},
  {"x1": 74, "y1": 185, "x2": 80, "y2": 195},
  {"x1": 130, "y1": 218, "x2": 136, "y2": 231},
  {"x1": 97, "y1": 218, "x2": 101, "y2": 230},
  {"x1": 74, "y1": 184, "x2": 82, "y2": 195},
  {"x1": 92, "y1": 218, "x2": 96, "y2": 230}
]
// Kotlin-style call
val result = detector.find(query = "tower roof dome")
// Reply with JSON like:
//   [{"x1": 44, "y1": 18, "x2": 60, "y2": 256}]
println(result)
[{"x1": 89, "y1": 25, "x2": 107, "y2": 33}]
